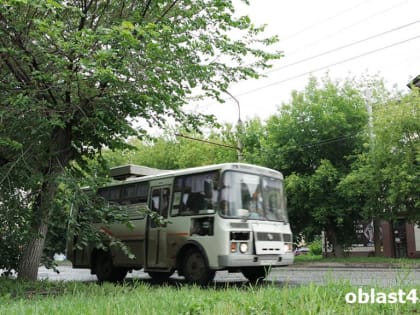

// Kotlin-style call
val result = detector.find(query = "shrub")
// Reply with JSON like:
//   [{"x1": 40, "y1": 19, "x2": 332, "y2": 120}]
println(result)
[{"x1": 308, "y1": 239, "x2": 322, "y2": 255}]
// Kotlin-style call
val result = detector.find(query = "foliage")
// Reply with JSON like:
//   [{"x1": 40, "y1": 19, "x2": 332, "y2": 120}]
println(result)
[
  {"x1": 239, "y1": 118, "x2": 267, "y2": 165},
  {"x1": 103, "y1": 125, "x2": 238, "y2": 169},
  {"x1": 262, "y1": 75, "x2": 369, "y2": 254},
  {"x1": 293, "y1": 255, "x2": 420, "y2": 266},
  {"x1": 0, "y1": 189, "x2": 30, "y2": 274},
  {"x1": 339, "y1": 89, "x2": 420, "y2": 224},
  {"x1": 308, "y1": 239, "x2": 322, "y2": 256},
  {"x1": 372, "y1": 91, "x2": 420, "y2": 220},
  {"x1": 0, "y1": 0, "x2": 280, "y2": 279}
]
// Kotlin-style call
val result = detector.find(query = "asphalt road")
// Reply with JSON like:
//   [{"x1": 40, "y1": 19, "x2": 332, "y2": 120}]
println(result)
[{"x1": 37, "y1": 265, "x2": 420, "y2": 287}]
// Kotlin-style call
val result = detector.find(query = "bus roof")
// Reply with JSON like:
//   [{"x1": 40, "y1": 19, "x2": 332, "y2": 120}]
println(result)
[{"x1": 106, "y1": 163, "x2": 283, "y2": 187}]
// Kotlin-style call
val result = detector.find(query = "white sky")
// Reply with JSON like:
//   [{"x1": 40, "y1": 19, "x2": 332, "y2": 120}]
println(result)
[{"x1": 187, "y1": 0, "x2": 420, "y2": 125}]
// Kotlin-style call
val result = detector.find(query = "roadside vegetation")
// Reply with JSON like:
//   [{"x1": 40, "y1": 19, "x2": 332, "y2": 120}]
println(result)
[
  {"x1": 1, "y1": 277, "x2": 419, "y2": 315},
  {"x1": 294, "y1": 254, "x2": 420, "y2": 266}
]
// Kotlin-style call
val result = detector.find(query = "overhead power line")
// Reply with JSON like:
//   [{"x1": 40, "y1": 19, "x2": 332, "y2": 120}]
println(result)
[
  {"x1": 286, "y1": 0, "x2": 408, "y2": 58},
  {"x1": 176, "y1": 132, "x2": 362, "y2": 154},
  {"x1": 234, "y1": 34, "x2": 420, "y2": 98},
  {"x1": 267, "y1": 19, "x2": 420, "y2": 75},
  {"x1": 282, "y1": 0, "x2": 372, "y2": 41},
  {"x1": 175, "y1": 133, "x2": 238, "y2": 150},
  {"x1": 195, "y1": 32, "x2": 420, "y2": 112}
]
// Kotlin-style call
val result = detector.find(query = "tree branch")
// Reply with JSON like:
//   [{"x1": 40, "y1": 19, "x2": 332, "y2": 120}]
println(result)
[
  {"x1": 78, "y1": 0, "x2": 96, "y2": 30},
  {"x1": 141, "y1": 0, "x2": 152, "y2": 20},
  {"x1": 157, "y1": 0, "x2": 179, "y2": 22},
  {"x1": 119, "y1": 0, "x2": 126, "y2": 18}
]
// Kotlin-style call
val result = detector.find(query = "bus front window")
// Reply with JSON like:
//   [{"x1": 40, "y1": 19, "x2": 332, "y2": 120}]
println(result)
[{"x1": 220, "y1": 171, "x2": 287, "y2": 222}]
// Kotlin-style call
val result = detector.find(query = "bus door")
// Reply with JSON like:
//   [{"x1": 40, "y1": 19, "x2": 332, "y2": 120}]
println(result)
[{"x1": 146, "y1": 186, "x2": 170, "y2": 269}]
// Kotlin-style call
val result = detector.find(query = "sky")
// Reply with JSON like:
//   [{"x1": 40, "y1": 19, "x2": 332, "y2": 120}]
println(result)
[{"x1": 187, "y1": 0, "x2": 420, "y2": 125}]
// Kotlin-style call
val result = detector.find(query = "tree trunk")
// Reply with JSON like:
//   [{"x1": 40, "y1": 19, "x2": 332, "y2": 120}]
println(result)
[
  {"x1": 373, "y1": 218, "x2": 382, "y2": 256},
  {"x1": 17, "y1": 178, "x2": 58, "y2": 280},
  {"x1": 17, "y1": 221, "x2": 48, "y2": 281},
  {"x1": 327, "y1": 227, "x2": 345, "y2": 258},
  {"x1": 17, "y1": 125, "x2": 72, "y2": 280}
]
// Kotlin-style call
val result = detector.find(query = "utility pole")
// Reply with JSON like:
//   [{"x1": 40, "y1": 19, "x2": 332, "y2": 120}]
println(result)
[
  {"x1": 224, "y1": 90, "x2": 243, "y2": 161},
  {"x1": 365, "y1": 89, "x2": 381, "y2": 256},
  {"x1": 365, "y1": 90, "x2": 374, "y2": 146}
]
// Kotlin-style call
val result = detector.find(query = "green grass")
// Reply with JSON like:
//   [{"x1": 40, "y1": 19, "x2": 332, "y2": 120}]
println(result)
[
  {"x1": 1, "y1": 277, "x2": 420, "y2": 314},
  {"x1": 294, "y1": 254, "x2": 420, "y2": 266},
  {"x1": 293, "y1": 254, "x2": 324, "y2": 263}
]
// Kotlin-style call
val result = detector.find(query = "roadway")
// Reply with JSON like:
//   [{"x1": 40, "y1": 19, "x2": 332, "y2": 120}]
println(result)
[{"x1": 37, "y1": 265, "x2": 420, "y2": 287}]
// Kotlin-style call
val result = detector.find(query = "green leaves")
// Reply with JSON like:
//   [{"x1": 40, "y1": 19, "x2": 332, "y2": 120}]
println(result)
[
  {"x1": 340, "y1": 88, "x2": 419, "y2": 223},
  {"x1": 0, "y1": 137, "x2": 22, "y2": 151},
  {"x1": 102, "y1": 124, "x2": 238, "y2": 170},
  {"x1": 1, "y1": 0, "x2": 281, "y2": 276},
  {"x1": 264, "y1": 76, "x2": 367, "y2": 175},
  {"x1": 372, "y1": 92, "x2": 420, "y2": 219},
  {"x1": 259, "y1": 75, "x2": 370, "y2": 250}
]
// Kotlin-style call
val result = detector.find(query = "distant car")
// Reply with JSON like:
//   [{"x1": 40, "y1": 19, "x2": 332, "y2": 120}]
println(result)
[{"x1": 294, "y1": 247, "x2": 310, "y2": 256}]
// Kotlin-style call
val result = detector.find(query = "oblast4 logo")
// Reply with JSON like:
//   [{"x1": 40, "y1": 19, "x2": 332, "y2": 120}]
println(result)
[{"x1": 345, "y1": 288, "x2": 419, "y2": 304}]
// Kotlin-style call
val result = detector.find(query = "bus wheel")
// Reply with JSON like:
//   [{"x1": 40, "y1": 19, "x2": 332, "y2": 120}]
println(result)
[
  {"x1": 183, "y1": 249, "x2": 215, "y2": 285},
  {"x1": 242, "y1": 267, "x2": 267, "y2": 283},
  {"x1": 147, "y1": 271, "x2": 174, "y2": 282},
  {"x1": 95, "y1": 252, "x2": 127, "y2": 283}
]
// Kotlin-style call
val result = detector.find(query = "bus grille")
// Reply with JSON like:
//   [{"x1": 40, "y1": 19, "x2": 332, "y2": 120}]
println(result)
[{"x1": 256, "y1": 232, "x2": 281, "y2": 241}]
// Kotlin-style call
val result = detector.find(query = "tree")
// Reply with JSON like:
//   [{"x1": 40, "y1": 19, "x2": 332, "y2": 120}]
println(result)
[
  {"x1": 340, "y1": 89, "x2": 420, "y2": 235},
  {"x1": 263, "y1": 76, "x2": 368, "y2": 256},
  {"x1": 239, "y1": 118, "x2": 267, "y2": 165},
  {"x1": 103, "y1": 124, "x2": 238, "y2": 169},
  {"x1": 0, "y1": 0, "x2": 280, "y2": 280},
  {"x1": 372, "y1": 91, "x2": 420, "y2": 220}
]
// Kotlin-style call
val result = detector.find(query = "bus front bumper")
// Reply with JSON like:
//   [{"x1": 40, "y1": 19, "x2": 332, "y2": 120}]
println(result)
[{"x1": 218, "y1": 253, "x2": 294, "y2": 268}]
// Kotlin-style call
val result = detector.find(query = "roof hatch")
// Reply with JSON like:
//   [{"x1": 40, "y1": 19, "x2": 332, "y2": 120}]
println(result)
[{"x1": 110, "y1": 164, "x2": 167, "y2": 180}]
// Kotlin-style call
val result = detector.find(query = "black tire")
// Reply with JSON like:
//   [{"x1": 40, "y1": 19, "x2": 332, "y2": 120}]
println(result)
[
  {"x1": 242, "y1": 266, "x2": 268, "y2": 283},
  {"x1": 95, "y1": 252, "x2": 127, "y2": 283},
  {"x1": 147, "y1": 271, "x2": 174, "y2": 282},
  {"x1": 183, "y1": 249, "x2": 215, "y2": 285}
]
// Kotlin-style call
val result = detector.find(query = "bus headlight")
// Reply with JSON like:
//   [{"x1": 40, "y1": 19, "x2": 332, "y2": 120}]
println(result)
[{"x1": 239, "y1": 242, "x2": 248, "y2": 253}]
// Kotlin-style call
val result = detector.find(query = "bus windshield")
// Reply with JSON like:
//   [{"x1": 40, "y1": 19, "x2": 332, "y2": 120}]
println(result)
[{"x1": 220, "y1": 171, "x2": 288, "y2": 222}]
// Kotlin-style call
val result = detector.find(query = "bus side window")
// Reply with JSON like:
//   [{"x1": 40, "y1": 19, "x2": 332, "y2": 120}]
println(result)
[
  {"x1": 108, "y1": 187, "x2": 121, "y2": 203},
  {"x1": 171, "y1": 177, "x2": 183, "y2": 216},
  {"x1": 185, "y1": 192, "x2": 205, "y2": 214},
  {"x1": 151, "y1": 189, "x2": 160, "y2": 212},
  {"x1": 173, "y1": 171, "x2": 218, "y2": 216},
  {"x1": 160, "y1": 188, "x2": 169, "y2": 218}
]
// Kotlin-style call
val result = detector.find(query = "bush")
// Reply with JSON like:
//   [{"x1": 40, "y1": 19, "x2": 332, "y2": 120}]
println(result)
[
  {"x1": 0, "y1": 193, "x2": 30, "y2": 275},
  {"x1": 308, "y1": 239, "x2": 322, "y2": 255}
]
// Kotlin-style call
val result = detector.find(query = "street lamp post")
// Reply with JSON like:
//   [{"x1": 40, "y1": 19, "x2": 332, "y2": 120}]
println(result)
[{"x1": 224, "y1": 91, "x2": 243, "y2": 161}]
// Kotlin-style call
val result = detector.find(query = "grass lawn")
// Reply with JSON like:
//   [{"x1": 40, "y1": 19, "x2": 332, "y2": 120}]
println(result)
[
  {"x1": 294, "y1": 254, "x2": 420, "y2": 266},
  {"x1": 1, "y1": 277, "x2": 419, "y2": 314}
]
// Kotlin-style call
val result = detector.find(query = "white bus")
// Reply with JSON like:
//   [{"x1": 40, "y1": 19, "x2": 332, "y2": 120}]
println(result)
[{"x1": 67, "y1": 163, "x2": 293, "y2": 284}]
